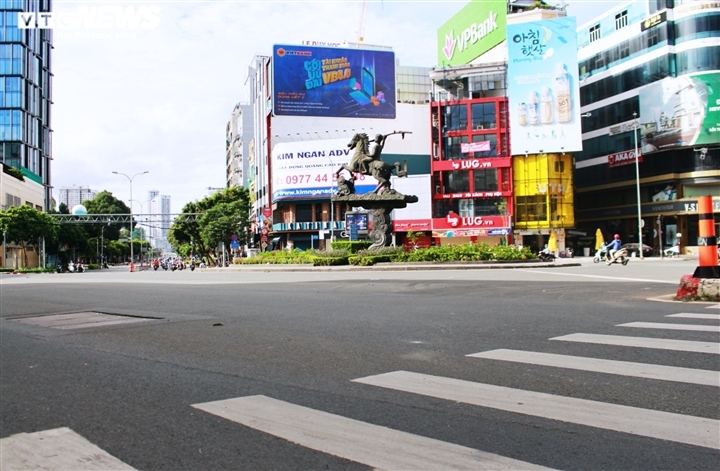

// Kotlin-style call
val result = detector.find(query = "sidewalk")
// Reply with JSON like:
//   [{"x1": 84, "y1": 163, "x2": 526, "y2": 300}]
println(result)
[{"x1": 201, "y1": 259, "x2": 583, "y2": 272}]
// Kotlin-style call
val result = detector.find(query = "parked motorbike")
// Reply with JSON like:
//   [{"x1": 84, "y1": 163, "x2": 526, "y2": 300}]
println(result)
[
  {"x1": 606, "y1": 248, "x2": 629, "y2": 266},
  {"x1": 56, "y1": 263, "x2": 63, "y2": 273},
  {"x1": 538, "y1": 251, "x2": 556, "y2": 262},
  {"x1": 593, "y1": 246, "x2": 608, "y2": 263}
]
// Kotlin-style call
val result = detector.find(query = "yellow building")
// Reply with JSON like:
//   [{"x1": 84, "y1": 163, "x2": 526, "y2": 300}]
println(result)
[{"x1": 513, "y1": 153, "x2": 575, "y2": 254}]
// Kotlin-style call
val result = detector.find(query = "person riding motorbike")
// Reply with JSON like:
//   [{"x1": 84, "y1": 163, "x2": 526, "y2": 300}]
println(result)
[{"x1": 607, "y1": 234, "x2": 623, "y2": 263}]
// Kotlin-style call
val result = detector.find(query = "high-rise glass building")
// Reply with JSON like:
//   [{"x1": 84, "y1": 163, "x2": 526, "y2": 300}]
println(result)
[
  {"x1": 149, "y1": 192, "x2": 171, "y2": 253},
  {"x1": 574, "y1": 0, "x2": 720, "y2": 254},
  {"x1": 0, "y1": 0, "x2": 53, "y2": 211}
]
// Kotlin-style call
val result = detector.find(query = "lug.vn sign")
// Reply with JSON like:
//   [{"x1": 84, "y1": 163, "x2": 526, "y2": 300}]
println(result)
[
  {"x1": 608, "y1": 150, "x2": 642, "y2": 168},
  {"x1": 460, "y1": 141, "x2": 491, "y2": 153}
]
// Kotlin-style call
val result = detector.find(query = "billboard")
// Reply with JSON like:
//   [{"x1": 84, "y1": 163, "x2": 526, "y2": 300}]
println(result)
[
  {"x1": 436, "y1": 0, "x2": 507, "y2": 67},
  {"x1": 272, "y1": 44, "x2": 396, "y2": 119},
  {"x1": 271, "y1": 139, "x2": 376, "y2": 202},
  {"x1": 506, "y1": 17, "x2": 582, "y2": 154},
  {"x1": 638, "y1": 73, "x2": 720, "y2": 152}
]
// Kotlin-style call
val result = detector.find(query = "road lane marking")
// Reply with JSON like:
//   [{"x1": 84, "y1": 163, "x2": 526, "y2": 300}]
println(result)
[
  {"x1": 192, "y1": 395, "x2": 553, "y2": 470},
  {"x1": 514, "y1": 270, "x2": 677, "y2": 284},
  {"x1": 352, "y1": 371, "x2": 720, "y2": 450},
  {"x1": 707, "y1": 304, "x2": 720, "y2": 309},
  {"x1": 617, "y1": 322, "x2": 720, "y2": 332},
  {"x1": 667, "y1": 313, "x2": 720, "y2": 320},
  {"x1": 550, "y1": 333, "x2": 720, "y2": 354},
  {"x1": 467, "y1": 349, "x2": 719, "y2": 387},
  {"x1": 0, "y1": 427, "x2": 136, "y2": 470}
]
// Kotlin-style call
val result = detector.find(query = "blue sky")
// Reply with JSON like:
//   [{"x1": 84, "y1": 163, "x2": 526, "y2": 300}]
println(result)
[{"x1": 51, "y1": 0, "x2": 621, "y2": 213}]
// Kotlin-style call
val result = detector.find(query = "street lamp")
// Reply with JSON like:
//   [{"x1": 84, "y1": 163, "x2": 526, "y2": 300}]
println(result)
[
  {"x1": 112, "y1": 170, "x2": 149, "y2": 269},
  {"x1": 325, "y1": 156, "x2": 335, "y2": 250},
  {"x1": 632, "y1": 112, "x2": 644, "y2": 260}
]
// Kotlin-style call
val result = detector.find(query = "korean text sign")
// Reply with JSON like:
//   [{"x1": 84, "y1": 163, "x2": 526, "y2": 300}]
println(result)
[
  {"x1": 272, "y1": 44, "x2": 396, "y2": 119},
  {"x1": 506, "y1": 17, "x2": 582, "y2": 154}
]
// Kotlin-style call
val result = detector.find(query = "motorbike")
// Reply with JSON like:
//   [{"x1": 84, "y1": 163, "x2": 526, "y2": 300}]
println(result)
[
  {"x1": 664, "y1": 245, "x2": 680, "y2": 258},
  {"x1": 56, "y1": 263, "x2": 63, "y2": 273},
  {"x1": 538, "y1": 250, "x2": 556, "y2": 262},
  {"x1": 606, "y1": 248, "x2": 629, "y2": 266},
  {"x1": 593, "y1": 246, "x2": 609, "y2": 263}
]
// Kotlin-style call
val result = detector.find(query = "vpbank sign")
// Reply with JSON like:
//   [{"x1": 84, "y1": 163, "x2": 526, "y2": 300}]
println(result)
[
  {"x1": 17, "y1": 6, "x2": 160, "y2": 30},
  {"x1": 437, "y1": 0, "x2": 507, "y2": 66}
]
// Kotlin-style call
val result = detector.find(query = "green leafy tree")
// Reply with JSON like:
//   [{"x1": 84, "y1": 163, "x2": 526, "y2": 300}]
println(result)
[
  {"x1": 169, "y1": 187, "x2": 250, "y2": 262},
  {"x1": 83, "y1": 190, "x2": 131, "y2": 240},
  {"x1": 0, "y1": 205, "x2": 58, "y2": 267}
]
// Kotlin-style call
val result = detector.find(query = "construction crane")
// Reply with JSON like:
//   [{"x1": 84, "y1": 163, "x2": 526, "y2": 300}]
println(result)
[{"x1": 356, "y1": 0, "x2": 366, "y2": 47}]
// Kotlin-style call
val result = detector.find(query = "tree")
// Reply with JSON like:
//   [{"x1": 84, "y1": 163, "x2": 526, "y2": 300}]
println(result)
[
  {"x1": 0, "y1": 205, "x2": 58, "y2": 267},
  {"x1": 83, "y1": 190, "x2": 131, "y2": 240},
  {"x1": 168, "y1": 187, "x2": 250, "y2": 262}
]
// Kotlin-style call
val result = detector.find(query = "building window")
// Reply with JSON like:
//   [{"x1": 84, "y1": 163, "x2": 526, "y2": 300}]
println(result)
[
  {"x1": 473, "y1": 169, "x2": 498, "y2": 191},
  {"x1": 615, "y1": 10, "x2": 628, "y2": 30},
  {"x1": 296, "y1": 204, "x2": 312, "y2": 223},
  {"x1": 444, "y1": 104, "x2": 467, "y2": 131},
  {"x1": 516, "y1": 195, "x2": 547, "y2": 222},
  {"x1": 442, "y1": 170, "x2": 470, "y2": 193},
  {"x1": 471, "y1": 103, "x2": 496, "y2": 129},
  {"x1": 589, "y1": 24, "x2": 601, "y2": 43},
  {"x1": 444, "y1": 135, "x2": 467, "y2": 160}
]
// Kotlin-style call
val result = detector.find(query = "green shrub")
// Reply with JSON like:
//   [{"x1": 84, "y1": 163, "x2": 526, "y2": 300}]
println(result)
[{"x1": 331, "y1": 240, "x2": 372, "y2": 253}]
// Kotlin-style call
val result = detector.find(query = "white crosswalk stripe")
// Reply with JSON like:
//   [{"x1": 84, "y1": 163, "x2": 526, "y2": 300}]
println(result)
[
  {"x1": 467, "y1": 349, "x2": 720, "y2": 386},
  {"x1": 0, "y1": 427, "x2": 136, "y2": 470},
  {"x1": 192, "y1": 395, "x2": 553, "y2": 470},
  {"x1": 352, "y1": 371, "x2": 720, "y2": 450},
  {"x1": 667, "y1": 313, "x2": 720, "y2": 320},
  {"x1": 550, "y1": 333, "x2": 720, "y2": 353},
  {"x1": 616, "y1": 321, "x2": 720, "y2": 332},
  {"x1": 195, "y1": 310, "x2": 720, "y2": 466}
]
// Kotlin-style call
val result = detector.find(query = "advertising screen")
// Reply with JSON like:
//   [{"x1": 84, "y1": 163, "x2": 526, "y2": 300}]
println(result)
[
  {"x1": 272, "y1": 44, "x2": 396, "y2": 119},
  {"x1": 271, "y1": 139, "x2": 376, "y2": 202},
  {"x1": 506, "y1": 17, "x2": 582, "y2": 154},
  {"x1": 638, "y1": 73, "x2": 720, "y2": 152}
]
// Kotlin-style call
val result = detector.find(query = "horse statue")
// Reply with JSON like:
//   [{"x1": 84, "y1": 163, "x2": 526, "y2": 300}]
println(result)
[{"x1": 335, "y1": 132, "x2": 407, "y2": 194}]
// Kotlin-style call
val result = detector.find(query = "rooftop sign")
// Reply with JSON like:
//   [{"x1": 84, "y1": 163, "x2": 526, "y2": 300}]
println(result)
[{"x1": 436, "y1": 0, "x2": 507, "y2": 67}]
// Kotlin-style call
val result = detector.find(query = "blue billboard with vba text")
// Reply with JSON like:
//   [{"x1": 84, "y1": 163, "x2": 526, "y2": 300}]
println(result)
[{"x1": 272, "y1": 44, "x2": 396, "y2": 119}]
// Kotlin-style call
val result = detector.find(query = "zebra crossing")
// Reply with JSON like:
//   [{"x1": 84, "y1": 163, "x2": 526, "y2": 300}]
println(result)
[
  {"x1": 3, "y1": 305, "x2": 718, "y2": 469},
  {"x1": 192, "y1": 304, "x2": 720, "y2": 469}
]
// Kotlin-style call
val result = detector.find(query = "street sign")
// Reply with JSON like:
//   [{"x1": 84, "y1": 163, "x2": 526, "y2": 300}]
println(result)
[
  {"x1": 230, "y1": 241, "x2": 240, "y2": 250},
  {"x1": 261, "y1": 241, "x2": 268, "y2": 249},
  {"x1": 231, "y1": 233, "x2": 238, "y2": 241}
]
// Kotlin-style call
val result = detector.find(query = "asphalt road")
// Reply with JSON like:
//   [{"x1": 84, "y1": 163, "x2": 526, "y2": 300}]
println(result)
[{"x1": 1, "y1": 258, "x2": 718, "y2": 470}]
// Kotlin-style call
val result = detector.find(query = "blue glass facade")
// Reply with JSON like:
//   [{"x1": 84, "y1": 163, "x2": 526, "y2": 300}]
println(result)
[
  {"x1": 573, "y1": 0, "x2": 720, "y2": 253},
  {"x1": 0, "y1": 0, "x2": 52, "y2": 209}
]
